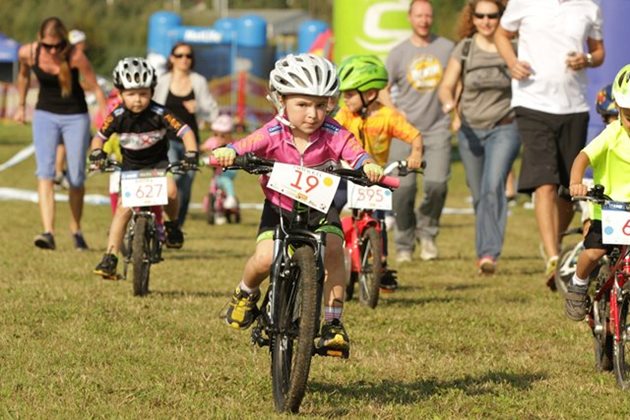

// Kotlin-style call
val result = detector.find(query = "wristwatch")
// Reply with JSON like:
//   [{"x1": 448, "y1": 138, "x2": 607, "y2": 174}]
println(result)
[{"x1": 585, "y1": 53, "x2": 593, "y2": 67}]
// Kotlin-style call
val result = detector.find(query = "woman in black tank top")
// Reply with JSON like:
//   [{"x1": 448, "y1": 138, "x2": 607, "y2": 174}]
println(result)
[
  {"x1": 14, "y1": 17, "x2": 107, "y2": 251},
  {"x1": 153, "y1": 42, "x2": 219, "y2": 227}
]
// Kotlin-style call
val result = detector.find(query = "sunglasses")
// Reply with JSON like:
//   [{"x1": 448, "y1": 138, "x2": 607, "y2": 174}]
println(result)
[
  {"x1": 173, "y1": 53, "x2": 193, "y2": 59},
  {"x1": 41, "y1": 41, "x2": 67, "y2": 51},
  {"x1": 473, "y1": 12, "x2": 500, "y2": 19}
]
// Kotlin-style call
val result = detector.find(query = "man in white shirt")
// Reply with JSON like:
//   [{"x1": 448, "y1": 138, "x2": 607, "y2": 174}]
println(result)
[{"x1": 495, "y1": 0, "x2": 605, "y2": 289}]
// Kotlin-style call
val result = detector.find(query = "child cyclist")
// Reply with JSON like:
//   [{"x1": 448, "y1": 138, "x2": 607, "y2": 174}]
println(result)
[
  {"x1": 90, "y1": 57, "x2": 199, "y2": 278},
  {"x1": 201, "y1": 114, "x2": 238, "y2": 221},
  {"x1": 334, "y1": 54, "x2": 423, "y2": 290},
  {"x1": 565, "y1": 65, "x2": 630, "y2": 321},
  {"x1": 212, "y1": 53, "x2": 384, "y2": 354}
]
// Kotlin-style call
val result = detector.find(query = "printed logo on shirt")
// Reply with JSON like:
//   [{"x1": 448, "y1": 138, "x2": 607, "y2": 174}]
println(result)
[
  {"x1": 100, "y1": 114, "x2": 115, "y2": 133},
  {"x1": 113, "y1": 107, "x2": 124, "y2": 117},
  {"x1": 267, "y1": 124, "x2": 282, "y2": 134},
  {"x1": 322, "y1": 121, "x2": 341, "y2": 133},
  {"x1": 150, "y1": 104, "x2": 164, "y2": 115},
  {"x1": 164, "y1": 113, "x2": 183, "y2": 131},
  {"x1": 406, "y1": 54, "x2": 443, "y2": 92},
  {"x1": 119, "y1": 129, "x2": 166, "y2": 150}
]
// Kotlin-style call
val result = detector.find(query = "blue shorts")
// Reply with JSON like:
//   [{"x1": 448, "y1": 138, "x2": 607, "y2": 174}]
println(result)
[{"x1": 32, "y1": 110, "x2": 90, "y2": 187}]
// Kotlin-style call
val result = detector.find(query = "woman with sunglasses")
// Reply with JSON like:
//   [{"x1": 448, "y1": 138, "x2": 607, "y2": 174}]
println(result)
[
  {"x1": 437, "y1": 0, "x2": 519, "y2": 275},
  {"x1": 154, "y1": 42, "x2": 219, "y2": 228},
  {"x1": 14, "y1": 16, "x2": 106, "y2": 251}
]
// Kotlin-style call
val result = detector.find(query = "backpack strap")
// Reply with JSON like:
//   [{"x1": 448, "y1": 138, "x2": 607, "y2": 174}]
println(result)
[{"x1": 459, "y1": 37, "x2": 473, "y2": 84}]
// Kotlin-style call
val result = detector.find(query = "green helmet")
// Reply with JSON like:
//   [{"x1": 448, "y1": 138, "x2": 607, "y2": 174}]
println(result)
[
  {"x1": 337, "y1": 55, "x2": 388, "y2": 92},
  {"x1": 613, "y1": 64, "x2": 630, "y2": 108}
]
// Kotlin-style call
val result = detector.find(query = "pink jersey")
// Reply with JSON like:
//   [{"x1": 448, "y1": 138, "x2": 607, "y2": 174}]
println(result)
[{"x1": 230, "y1": 116, "x2": 370, "y2": 211}]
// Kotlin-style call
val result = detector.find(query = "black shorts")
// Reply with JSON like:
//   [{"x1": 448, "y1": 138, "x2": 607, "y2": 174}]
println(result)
[
  {"x1": 256, "y1": 200, "x2": 343, "y2": 242},
  {"x1": 515, "y1": 107, "x2": 589, "y2": 194},
  {"x1": 584, "y1": 220, "x2": 615, "y2": 253}
]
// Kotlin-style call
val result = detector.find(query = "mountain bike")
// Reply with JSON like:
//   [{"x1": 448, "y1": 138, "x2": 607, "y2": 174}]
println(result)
[
  {"x1": 210, "y1": 153, "x2": 398, "y2": 412},
  {"x1": 94, "y1": 160, "x2": 188, "y2": 296},
  {"x1": 573, "y1": 185, "x2": 630, "y2": 388},
  {"x1": 342, "y1": 160, "x2": 422, "y2": 308}
]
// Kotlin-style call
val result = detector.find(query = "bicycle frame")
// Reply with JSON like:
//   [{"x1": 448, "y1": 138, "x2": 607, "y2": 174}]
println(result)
[
  {"x1": 341, "y1": 209, "x2": 383, "y2": 273},
  {"x1": 591, "y1": 246, "x2": 630, "y2": 343}
]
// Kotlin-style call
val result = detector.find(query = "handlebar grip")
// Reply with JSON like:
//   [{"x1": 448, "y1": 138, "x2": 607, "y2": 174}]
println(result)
[
  {"x1": 204, "y1": 155, "x2": 219, "y2": 166},
  {"x1": 379, "y1": 176, "x2": 400, "y2": 189}
]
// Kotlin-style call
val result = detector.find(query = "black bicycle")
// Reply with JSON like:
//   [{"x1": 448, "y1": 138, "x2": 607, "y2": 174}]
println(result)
[
  {"x1": 93, "y1": 160, "x2": 188, "y2": 296},
  {"x1": 213, "y1": 153, "x2": 398, "y2": 413}
]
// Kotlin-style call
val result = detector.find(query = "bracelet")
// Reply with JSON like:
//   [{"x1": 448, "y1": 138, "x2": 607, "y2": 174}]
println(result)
[{"x1": 585, "y1": 53, "x2": 593, "y2": 67}]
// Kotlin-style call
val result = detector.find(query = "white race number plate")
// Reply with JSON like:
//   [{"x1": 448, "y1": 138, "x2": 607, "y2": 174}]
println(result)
[
  {"x1": 347, "y1": 181, "x2": 392, "y2": 210},
  {"x1": 267, "y1": 163, "x2": 340, "y2": 213},
  {"x1": 602, "y1": 201, "x2": 630, "y2": 245},
  {"x1": 120, "y1": 169, "x2": 168, "y2": 208}
]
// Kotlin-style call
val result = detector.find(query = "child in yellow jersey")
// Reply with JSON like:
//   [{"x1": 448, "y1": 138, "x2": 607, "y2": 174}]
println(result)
[
  {"x1": 565, "y1": 64, "x2": 630, "y2": 322},
  {"x1": 334, "y1": 55, "x2": 424, "y2": 291}
]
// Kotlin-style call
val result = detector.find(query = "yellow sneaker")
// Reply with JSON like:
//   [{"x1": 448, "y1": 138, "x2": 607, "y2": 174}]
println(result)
[
  {"x1": 545, "y1": 255, "x2": 559, "y2": 291},
  {"x1": 224, "y1": 287, "x2": 260, "y2": 330}
]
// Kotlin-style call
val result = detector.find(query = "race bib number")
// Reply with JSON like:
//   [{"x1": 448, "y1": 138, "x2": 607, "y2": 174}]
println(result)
[
  {"x1": 601, "y1": 201, "x2": 630, "y2": 245},
  {"x1": 120, "y1": 169, "x2": 168, "y2": 208},
  {"x1": 267, "y1": 163, "x2": 340, "y2": 213},
  {"x1": 347, "y1": 181, "x2": 392, "y2": 210},
  {"x1": 109, "y1": 170, "x2": 121, "y2": 194}
]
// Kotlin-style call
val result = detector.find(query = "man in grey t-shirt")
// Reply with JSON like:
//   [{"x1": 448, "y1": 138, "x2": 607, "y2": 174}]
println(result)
[{"x1": 382, "y1": 0, "x2": 454, "y2": 262}]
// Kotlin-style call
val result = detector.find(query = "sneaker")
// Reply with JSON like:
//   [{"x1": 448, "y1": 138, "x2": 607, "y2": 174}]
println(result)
[
  {"x1": 93, "y1": 253, "x2": 118, "y2": 279},
  {"x1": 215, "y1": 214, "x2": 227, "y2": 225},
  {"x1": 420, "y1": 237, "x2": 438, "y2": 261},
  {"x1": 396, "y1": 250, "x2": 412, "y2": 263},
  {"x1": 380, "y1": 269, "x2": 398, "y2": 292},
  {"x1": 478, "y1": 256, "x2": 496, "y2": 275},
  {"x1": 384, "y1": 215, "x2": 396, "y2": 231},
  {"x1": 34, "y1": 232, "x2": 55, "y2": 250},
  {"x1": 316, "y1": 319, "x2": 350, "y2": 358},
  {"x1": 565, "y1": 282, "x2": 590, "y2": 321},
  {"x1": 73, "y1": 232, "x2": 89, "y2": 251},
  {"x1": 224, "y1": 287, "x2": 260, "y2": 330},
  {"x1": 545, "y1": 255, "x2": 559, "y2": 291},
  {"x1": 223, "y1": 195, "x2": 238, "y2": 210},
  {"x1": 164, "y1": 221, "x2": 184, "y2": 249}
]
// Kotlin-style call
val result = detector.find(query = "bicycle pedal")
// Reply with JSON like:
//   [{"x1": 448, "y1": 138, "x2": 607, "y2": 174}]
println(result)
[
  {"x1": 250, "y1": 326, "x2": 269, "y2": 348},
  {"x1": 314, "y1": 345, "x2": 349, "y2": 359}
]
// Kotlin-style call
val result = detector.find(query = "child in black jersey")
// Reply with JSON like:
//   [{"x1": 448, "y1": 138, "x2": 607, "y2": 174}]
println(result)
[{"x1": 89, "y1": 57, "x2": 198, "y2": 279}]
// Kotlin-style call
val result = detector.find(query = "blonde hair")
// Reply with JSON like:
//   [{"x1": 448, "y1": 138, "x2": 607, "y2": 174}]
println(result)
[
  {"x1": 38, "y1": 17, "x2": 72, "y2": 98},
  {"x1": 456, "y1": 0, "x2": 506, "y2": 40}
]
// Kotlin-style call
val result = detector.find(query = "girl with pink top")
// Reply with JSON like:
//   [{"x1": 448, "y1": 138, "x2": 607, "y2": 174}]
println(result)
[{"x1": 212, "y1": 53, "x2": 384, "y2": 355}]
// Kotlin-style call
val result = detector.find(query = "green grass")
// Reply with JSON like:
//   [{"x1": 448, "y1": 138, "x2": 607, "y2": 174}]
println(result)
[{"x1": 1, "y1": 120, "x2": 630, "y2": 418}]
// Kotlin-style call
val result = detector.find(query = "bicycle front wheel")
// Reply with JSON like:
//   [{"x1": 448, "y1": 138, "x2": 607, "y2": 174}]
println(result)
[
  {"x1": 358, "y1": 227, "x2": 383, "y2": 309},
  {"x1": 131, "y1": 216, "x2": 151, "y2": 297},
  {"x1": 271, "y1": 245, "x2": 321, "y2": 413},
  {"x1": 613, "y1": 293, "x2": 630, "y2": 389}
]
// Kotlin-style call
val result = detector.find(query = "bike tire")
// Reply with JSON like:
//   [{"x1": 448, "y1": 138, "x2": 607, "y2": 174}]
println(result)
[
  {"x1": 613, "y1": 293, "x2": 630, "y2": 389},
  {"x1": 592, "y1": 297, "x2": 613, "y2": 372},
  {"x1": 131, "y1": 216, "x2": 151, "y2": 297},
  {"x1": 555, "y1": 243, "x2": 582, "y2": 296},
  {"x1": 358, "y1": 227, "x2": 383, "y2": 309},
  {"x1": 271, "y1": 245, "x2": 320, "y2": 413},
  {"x1": 206, "y1": 193, "x2": 215, "y2": 225}
]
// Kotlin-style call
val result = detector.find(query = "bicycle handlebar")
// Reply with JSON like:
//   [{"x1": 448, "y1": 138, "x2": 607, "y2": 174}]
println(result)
[
  {"x1": 89, "y1": 159, "x2": 191, "y2": 175},
  {"x1": 572, "y1": 184, "x2": 613, "y2": 204},
  {"x1": 205, "y1": 153, "x2": 400, "y2": 189},
  {"x1": 383, "y1": 160, "x2": 425, "y2": 177}
]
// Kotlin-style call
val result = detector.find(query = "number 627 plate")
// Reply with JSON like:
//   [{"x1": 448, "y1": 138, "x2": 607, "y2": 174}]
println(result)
[{"x1": 120, "y1": 169, "x2": 168, "y2": 208}]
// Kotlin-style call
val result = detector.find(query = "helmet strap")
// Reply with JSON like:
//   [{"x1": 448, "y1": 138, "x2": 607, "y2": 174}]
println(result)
[
  {"x1": 266, "y1": 92, "x2": 295, "y2": 128},
  {"x1": 359, "y1": 91, "x2": 377, "y2": 119}
]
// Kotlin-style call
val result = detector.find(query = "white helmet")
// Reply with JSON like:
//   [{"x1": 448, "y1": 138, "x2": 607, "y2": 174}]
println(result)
[
  {"x1": 269, "y1": 53, "x2": 339, "y2": 97},
  {"x1": 267, "y1": 53, "x2": 338, "y2": 126},
  {"x1": 68, "y1": 29, "x2": 86, "y2": 45},
  {"x1": 112, "y1": 57, "x2": 157, "y2": 90}
]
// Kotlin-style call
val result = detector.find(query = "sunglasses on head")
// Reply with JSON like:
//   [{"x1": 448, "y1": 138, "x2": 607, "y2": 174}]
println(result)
[
  {"x1": 41, "y1": 41, "x2": 67, "y2": 51},
  {"x1": 473, "y1": 12, "x2": 500, "y2": 19},
  {"x1": 173, "y1": 53, "x2": 192, "y2": 59}
]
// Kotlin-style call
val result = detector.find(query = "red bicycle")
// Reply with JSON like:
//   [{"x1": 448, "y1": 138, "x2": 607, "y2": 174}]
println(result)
[
  {"x1": 343, "y1": 160, "x2": 421, "y2": 308},
  {"x1": 574, "y1": 185, "x2": 630, "y2": 388}
]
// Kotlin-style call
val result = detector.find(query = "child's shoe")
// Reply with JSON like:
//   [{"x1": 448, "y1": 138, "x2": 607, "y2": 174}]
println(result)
[
  {"x1": 316, "y1": 319, "x2": 350, "y2": 358},
  {"x1": 223, "y1": 195, "x2": 238, "y2": 210},
  {"x1": 224, "y1": 287, "x2": 260, "y2": 329},
  {"x1": 164, "y1": 221, "x2": 184, "y2": 248},
  {"x1": 93, "y1": 253, "x2": 118, "y2": 279},
  {"x1": 565, "y1": 282, "x2": 589, "y2": 321}
]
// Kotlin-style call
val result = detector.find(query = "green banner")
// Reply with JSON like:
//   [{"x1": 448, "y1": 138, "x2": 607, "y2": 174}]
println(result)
[{"x1": 333, "y1": 0, "x2": 411, "y2": 64}]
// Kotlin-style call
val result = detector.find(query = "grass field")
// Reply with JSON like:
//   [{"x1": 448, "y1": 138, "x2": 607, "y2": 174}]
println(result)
[{"x1": 1, "y1": 120, "x2": 630, "y2": 418}]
